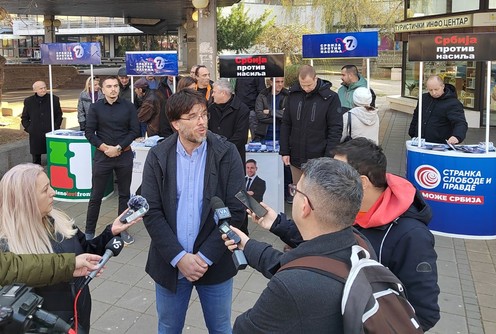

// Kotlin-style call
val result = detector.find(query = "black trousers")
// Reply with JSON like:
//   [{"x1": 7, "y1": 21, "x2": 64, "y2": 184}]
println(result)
[{"x1": 85, "y1": 150, "x2": 133, "y2": 234}]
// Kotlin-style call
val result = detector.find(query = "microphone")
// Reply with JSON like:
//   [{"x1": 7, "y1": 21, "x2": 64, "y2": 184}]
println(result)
[
  {"x1": 120, "y1": 195, "x2": 149, "y2": 223},
  {"x1": 79, "y1": 237, "x2": 124, "y2": 290},
  {"x1": 211, "y1": 196, "x2": 247, "y2": 270}
]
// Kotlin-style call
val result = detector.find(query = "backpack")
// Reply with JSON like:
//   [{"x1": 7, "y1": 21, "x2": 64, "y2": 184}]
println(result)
[{"x1": 278, "y1": 244, "x2": 423, "y2": 334}]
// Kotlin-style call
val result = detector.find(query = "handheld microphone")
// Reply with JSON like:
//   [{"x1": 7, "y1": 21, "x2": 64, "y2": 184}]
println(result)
[
  {"x1": 211, "y1": 196, "x2": 247, "y2": 270},
  {"x1": 79, "y1": 237, "x2": 124, "y2": 290},
  {"x1": 120, "y1": 195, "x2": 149, "y2": 223}
]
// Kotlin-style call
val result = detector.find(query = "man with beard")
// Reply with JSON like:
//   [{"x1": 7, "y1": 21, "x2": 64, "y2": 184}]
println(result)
[
  {"x1": 21, "y1": 81, "x2": 63, "y2": 165},
  {"x1": 141, "y1": 88, "x2": 245, "y2": 334}
]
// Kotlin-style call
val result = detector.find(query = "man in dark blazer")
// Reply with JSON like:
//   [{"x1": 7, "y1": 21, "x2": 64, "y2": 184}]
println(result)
[
  {"x1": 21, "y1": 81, "x2": 63, "y2": 164},
  {"x1": 141, "y1": 89, "x2": 245, "y2": 334},
  {"x1": 241, "y1": 159, "x2": 266, "y2": 234}
]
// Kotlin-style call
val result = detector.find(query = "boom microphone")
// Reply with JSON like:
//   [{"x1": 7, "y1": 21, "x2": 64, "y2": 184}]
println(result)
[
  {"x1": 79, "y1": 237, "x2": 124, "y2": 290},
  {"x1": 211, "y1": 196, "x2": 247, "y2": 270}
]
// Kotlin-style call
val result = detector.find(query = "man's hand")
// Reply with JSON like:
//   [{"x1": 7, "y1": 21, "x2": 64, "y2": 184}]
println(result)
[
  {"x1": 177, "y1": 253, "x2": 208, "y2": 282},
  {"x1": 73, "y1": 253, "x2": 102, "y2": 277},
  {"x1": 282, "y1": 155, "x2": 290, "y2": 166},
  {"x1": 104, "y1": 145, "x2": 122, "y2": 158},
  {"x1": 222, "y1": 226, "x2": 249, "y2": 251},
  {"x1": 263, "y1": 109, "x2": 270, "y2": 115},
  {"x1": 447, "y1": 136, "x2": 459, "y2": 145},
  {"x1": 248, "y1": 202, "x2": 278, "y2": 230},
  {"x1": 247, "y1": 190, "x2": 254, "y2": 196}
]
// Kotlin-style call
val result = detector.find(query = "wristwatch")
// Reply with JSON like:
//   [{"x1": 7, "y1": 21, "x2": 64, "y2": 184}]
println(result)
[{"x1": 116, "y1": 145, "x2": 122, "y2": 152}]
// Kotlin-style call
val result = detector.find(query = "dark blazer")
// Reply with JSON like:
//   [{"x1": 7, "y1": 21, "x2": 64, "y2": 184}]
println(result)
[
  {"x1": 141, "y1": 131, "x2": 245, "y2": 292},
  {"x1": 247, "y1": 175, "x2": 266, "y2": 203},
  {"x1": 21, "y1": 93, "x2": 63, "y2": 154}
]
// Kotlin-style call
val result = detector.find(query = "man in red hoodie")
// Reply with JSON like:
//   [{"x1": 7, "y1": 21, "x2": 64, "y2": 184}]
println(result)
[{"x1": 243, "y1": 137, "x2": 440, "y2": 331}]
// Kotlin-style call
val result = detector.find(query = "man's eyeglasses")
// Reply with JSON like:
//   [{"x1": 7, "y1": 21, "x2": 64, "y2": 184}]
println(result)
[
  {"x1": 288, "y1": 184, "x2": 314, "y2": 210},
  {"x1": 180, "y1": 111, "x2": 210, "y2": 122}
]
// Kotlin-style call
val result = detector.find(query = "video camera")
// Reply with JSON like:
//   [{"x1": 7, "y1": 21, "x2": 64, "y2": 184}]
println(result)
[{"x1": 0, "y1": 283, "x2": 72, "y2": 334}]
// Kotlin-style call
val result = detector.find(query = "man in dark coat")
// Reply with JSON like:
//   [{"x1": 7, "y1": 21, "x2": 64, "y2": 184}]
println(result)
[
  {"x1": 280, "y1": 65, "x2": 342, "y2": 185},
  {"x1": 134, "y1": 78, "x2": 166, "y2": 137},
  {"x1": 21, "y1": 81, "x2": 63, "y2": 165},
  {"x1": 409, "y1": 75, "x2": 468, "y2": 144},
  {"x1": 224, "y1": 157, "x2": 364, "y2": 333},
  {"x1": 141, "y1": 89, "x2": 245, "y2": 333},
  {"x1": 208, "y1": 79, "x2": 250, "y2": 163},
  {"x1": 234, "y1": 77, "x2": 266, "y2": 139}
]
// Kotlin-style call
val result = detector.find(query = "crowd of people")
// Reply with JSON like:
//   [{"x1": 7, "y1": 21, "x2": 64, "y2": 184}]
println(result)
[{"x1": 6, "y1": 62, "x2": 471, "y2": 333}]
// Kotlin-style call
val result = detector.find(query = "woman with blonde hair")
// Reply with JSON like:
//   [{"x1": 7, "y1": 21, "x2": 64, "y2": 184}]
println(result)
[
  {"x1": 0, "y1": 163, "x2": 140, "y2": 333},
  {"x1": 77, "y1": 76, "x2": 103, "y2": 131}
]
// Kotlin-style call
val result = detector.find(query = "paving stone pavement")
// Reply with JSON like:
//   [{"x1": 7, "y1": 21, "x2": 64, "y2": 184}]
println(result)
[{"x1": 4, "y1": 78, "x2": 496, "y2": 333}]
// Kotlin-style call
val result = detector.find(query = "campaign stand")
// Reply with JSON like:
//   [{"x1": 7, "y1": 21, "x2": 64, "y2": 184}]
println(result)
[
  {"x1": 406, "y1": 33, "x2": 496, "y2": 239},
  {"x1": 302, "y1": 31, "x2": 379, "y2": 90},
  {"x1": 40, "y1": 43, "x2": 113, "y2": 202},
  {"x1": 219, "y1": 54, "x2": 285, "y2": 213}
]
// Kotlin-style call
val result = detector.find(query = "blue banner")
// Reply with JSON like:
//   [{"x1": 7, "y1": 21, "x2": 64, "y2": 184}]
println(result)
[
  {"x1": 40, "y1": 43, "x2": 101, "y2": 65},
  {"x1": 125, "y1": 52, "x2": 178, "y2": 76},
  {"x1": 302, "y1": 32, "x2": 378, "y2": 59},
  {"x1": 406, "y1": 147, "x2": 496, "y2": 237}
]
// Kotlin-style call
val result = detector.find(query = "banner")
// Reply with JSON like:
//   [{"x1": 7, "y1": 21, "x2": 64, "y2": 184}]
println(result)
[
  {"x1": 40, "y1": 43, "x2": 101, "y2": 65},
  {"x1": 408, "y1": 33, "x2": 496, "y2": 61},
  {"x1": 302, "y1": 32, "x2": 378, "y2": 59},
  {"x1": 218, "y1": 54, "x2": 284, "y2": 78},
  {"x1": 406, "y1": 148, "x2": 496, "y2": 237},
  {"x1": 125, "y1": 51, "x2": 178, "y2": 76}
]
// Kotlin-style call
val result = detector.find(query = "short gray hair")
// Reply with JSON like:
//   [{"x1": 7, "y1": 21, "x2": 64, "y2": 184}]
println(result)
[
  {"x1": 214, "y1": 79, "x2": 233, "y2": 94},
  {"x1": 301, "y1": 157, "x2": 362, "y2": 230}
]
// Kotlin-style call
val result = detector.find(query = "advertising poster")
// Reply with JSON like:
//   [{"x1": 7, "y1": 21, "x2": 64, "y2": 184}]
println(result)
[
  {"x1": 302, "y1": 31, "x2": 379, "y2": 59},
  {"x1": 40, "y1": 42, "x2": 101, "y2": 65},
  {"x1": 125, "y1": 51, "x2": 178, "y2": 76},
  {"x1": 218, "y1": 54, "x2": 284, "y2": 78}
]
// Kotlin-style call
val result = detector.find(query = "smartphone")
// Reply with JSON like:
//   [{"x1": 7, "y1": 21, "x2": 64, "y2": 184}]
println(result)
[
  {"x1": 119, "y1": 207, "x2": 148, "y2": 223},
  {"x1": 235, "y1": 189, "x2": 268, "y2": 218},
  {"x1": 218, "y1": 222, "x2": 241, "y2": 244}
]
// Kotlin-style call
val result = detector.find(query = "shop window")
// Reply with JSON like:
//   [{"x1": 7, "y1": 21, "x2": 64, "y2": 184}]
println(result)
[{"x1": 408, "y1": 0, "x2": 478, "y2": 16}]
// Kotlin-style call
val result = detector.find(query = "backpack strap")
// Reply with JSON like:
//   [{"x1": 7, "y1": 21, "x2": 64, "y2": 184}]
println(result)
[
  {"x1": 347, "y1": 112, "x2": 352, "y2": 138},
  {"x1": 278, "y1": 256, "x2": 350, "y2": 280}
]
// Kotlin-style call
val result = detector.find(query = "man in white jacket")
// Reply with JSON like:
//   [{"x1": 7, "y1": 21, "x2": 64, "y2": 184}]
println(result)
[{"x1": 341, "y1": 87, "x2": 380, "y2": 144}]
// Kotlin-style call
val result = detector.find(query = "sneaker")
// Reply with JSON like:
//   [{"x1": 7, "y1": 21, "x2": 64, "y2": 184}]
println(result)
[
  {"x1": 85, "y1": 232, "x2": 95, "y2": 241},
  {"x1": 286, "y1": 196, "x2": 293, "y2": 204},
  {"x1": 121, "y1": 231, "x2": 135, "y2": 245}
]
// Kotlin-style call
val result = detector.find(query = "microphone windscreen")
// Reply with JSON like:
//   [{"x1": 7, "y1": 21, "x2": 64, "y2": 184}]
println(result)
[
  {"x1": 127, "y1": 195, "x2": 148, "y2": 211},
  {"x1": 211, "y1": 196, "x2": 225, "y2": 211}
]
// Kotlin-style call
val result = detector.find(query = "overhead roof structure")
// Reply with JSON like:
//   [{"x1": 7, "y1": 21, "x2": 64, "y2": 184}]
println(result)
[{"x1": 1, "y1": 0, "x2": 239, "y2": 33}]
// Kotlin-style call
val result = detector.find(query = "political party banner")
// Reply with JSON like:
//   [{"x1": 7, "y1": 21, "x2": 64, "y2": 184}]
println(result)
[
  {"x1": 40, "y1": 42, "x2": 101, "y2": 65},
  {"x1": 125, "y1": 51, "x2": 178, "y2": 76},
  {"x1": 218, "y1": 54, "x2": 284, "y2": 78},
  {"x1": 408, "y1": 33, "x2": 496, "y2": 61},
  {"x1": 302, "y1": 31, "x2": 378, "y2": 59},
  {"x1": 406, "y1": 147, "x2": 496, "y2": 238}
]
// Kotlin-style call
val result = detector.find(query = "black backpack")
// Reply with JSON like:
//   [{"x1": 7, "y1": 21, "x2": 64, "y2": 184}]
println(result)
[{"x1": 278, "y1": 244, "x2": 423, "y2": 334}]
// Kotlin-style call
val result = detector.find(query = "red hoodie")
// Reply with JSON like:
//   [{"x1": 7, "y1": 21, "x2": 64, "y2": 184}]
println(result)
[{"x1": 355, "y1": 173, "x2": 416, "y2": 228}]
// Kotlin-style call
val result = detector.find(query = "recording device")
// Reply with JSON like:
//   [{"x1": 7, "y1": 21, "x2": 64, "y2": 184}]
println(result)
[
  {"x1": 211, "y1": 196, "x2": 248, "y2": 270},
  {"x1": 235, "y1": 189, "x2": 268, "y2": 218},
  {"x1": 119, "y1": 195, "x2": 149, "y2": 223},
  {"x1": 79, "y1": 237, "x2": 124, "y2": 290},
  {"x1": 0, "y1": 283, "x2": 73, "y2": 334}
]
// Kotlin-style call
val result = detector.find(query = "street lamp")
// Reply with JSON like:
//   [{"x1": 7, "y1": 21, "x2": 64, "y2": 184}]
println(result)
[
  {"x1": 43, "y1": 18, "x2": 61, "y2": 32},
  {"x1": 192, "y1": 0, "x2": 210, "y2": 18}
]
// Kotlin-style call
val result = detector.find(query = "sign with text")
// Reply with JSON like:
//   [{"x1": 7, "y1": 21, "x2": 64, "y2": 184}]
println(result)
[
  {"x1": 406, "y1": 148, "x2": 496, "y2": 237},
  {"x1": 40, "y1": 43, "x2": 101, "y2": 65},
  {"x1": 302, "y1": 32, "x2": 378, "y2": 59},
  {"x1": 125, "y1": 51, "x2": 178, "y2": 76},
  {"x1": 395, "y1": 15, "x2": 472, "y2": 33},
  {"x1": 218, "y1": 54, "x2": 284, "y2": 78},
  {"x1": 408, "y1": 33, "x2": 496, "y2": 61}
]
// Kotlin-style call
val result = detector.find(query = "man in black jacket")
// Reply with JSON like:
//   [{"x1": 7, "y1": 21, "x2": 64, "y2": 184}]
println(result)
[
  {"x1": 280, "y1": 65, "x2": 342, "y2": 184},
  {"x1": 224, "y1": 157, "x2": 363, "y2": 333},
  {"x1": 409, "y1": 75, "x2": 468, "y2": 144},
  {"x1": 250, "y1": 138, "x2": 440, "y2": 331},
  {"x1": 235, "y1": 77, "x2": 266, "y2": 139},
  {"x1": 209, "y1": 79, "x2": 250, "y2": 163},
  {"x1": 21, "y1": 81, "x2": 63, "y2": 165}
]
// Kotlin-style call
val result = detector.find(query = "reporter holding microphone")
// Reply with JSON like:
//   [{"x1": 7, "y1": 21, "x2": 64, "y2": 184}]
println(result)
[{"x1": 0, "y1": 163, "x2": 142, "y2": 333}]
